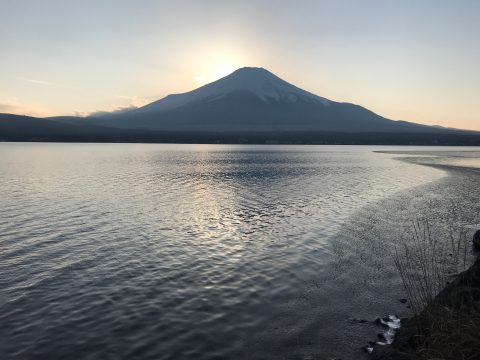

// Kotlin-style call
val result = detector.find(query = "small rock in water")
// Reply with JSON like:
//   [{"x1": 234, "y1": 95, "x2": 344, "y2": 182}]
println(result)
[
  {"x1": 364, "y1": 314, "x2": 402, "y2": 353},
  {"x1": 363, "y1": 346, "x2": 374, "y2": 354},
  {"x1": 348, "y1": 317, "x2": 368, "y2": 324},
  {"x1": 375, "y1": 317, "x2": 391, "y2": 328},
  {"x1": 399, "y1": 298, "x2": 407, "y2": 304}
]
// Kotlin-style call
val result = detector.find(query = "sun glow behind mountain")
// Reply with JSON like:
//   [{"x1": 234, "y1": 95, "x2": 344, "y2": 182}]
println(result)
[
  {"x1": 194, "y1": 63, "x2": 237, "y2": 85},
  {"x1": 1, "y1": 1, "x2": 479, "y2": 130}
]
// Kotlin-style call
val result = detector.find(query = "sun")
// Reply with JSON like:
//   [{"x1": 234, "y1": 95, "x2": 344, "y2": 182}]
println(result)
[
  {"x1": 213, "y1": 64, "x2": 236, "y2": 80},
  {"x1": 194, "y1": 63, "x2": 237, "y2": 85}
]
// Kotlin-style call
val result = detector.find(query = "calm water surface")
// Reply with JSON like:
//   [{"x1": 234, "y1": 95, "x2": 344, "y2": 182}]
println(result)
[{"x1": 0, "y1": 144, "x2": 476, "y2": 359}]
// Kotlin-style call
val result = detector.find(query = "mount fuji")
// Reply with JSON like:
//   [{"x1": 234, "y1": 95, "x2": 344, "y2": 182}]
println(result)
[
  {"x1": 1, "y1": 67, "x2": 479, "y2": 144},
  {"x1": 98, "y1": 67, "x2": 437, "y2": 133}
]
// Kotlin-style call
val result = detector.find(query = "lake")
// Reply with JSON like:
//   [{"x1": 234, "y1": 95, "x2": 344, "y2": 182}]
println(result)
[{"x1": 1, "y1": 143, "x2": 479, "y2": 359}]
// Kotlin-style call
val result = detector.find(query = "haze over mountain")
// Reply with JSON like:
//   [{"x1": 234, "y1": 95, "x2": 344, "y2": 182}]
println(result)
[{"x1": 1, "y1": 67, "x2": 479, "y2": 144}]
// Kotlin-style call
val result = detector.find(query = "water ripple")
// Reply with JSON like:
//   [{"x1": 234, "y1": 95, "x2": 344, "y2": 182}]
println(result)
[{"x1": 0, "y1": 143, "x2": 458, "y2": 359}]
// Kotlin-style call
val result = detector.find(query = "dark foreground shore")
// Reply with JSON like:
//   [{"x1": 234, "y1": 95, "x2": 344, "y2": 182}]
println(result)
[
  {"x1": 369, "y1": 154, "x2": 480, "y2": 360},
  {"x1": 372, "y1": 231, "x2": 480, "y2": 360}
]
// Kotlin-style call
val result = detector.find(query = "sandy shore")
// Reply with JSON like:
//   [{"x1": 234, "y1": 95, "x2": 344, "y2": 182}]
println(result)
[
  {"x1": 367, "y1": 150, "x2": 480, "y2": 359},
  {"x1": 323, "y1": 150, "x2": 480, "y2": 359}
]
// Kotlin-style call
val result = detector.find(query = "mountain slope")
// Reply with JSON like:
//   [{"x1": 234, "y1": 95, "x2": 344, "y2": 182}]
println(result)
[
  {"x1": 0, "y1": 114, "x2": 88, "y2": 137},
  {"x1": 0, "y1": 113, "x2": 138, "y2": 141},
  {"x1": 98, "y1": 67, "x2": 457, "y2": 133}
]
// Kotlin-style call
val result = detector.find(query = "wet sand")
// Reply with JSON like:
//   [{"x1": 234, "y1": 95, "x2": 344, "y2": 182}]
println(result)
[{"x1": 328, "y1": 151, "x2": 480, "y2": 359}]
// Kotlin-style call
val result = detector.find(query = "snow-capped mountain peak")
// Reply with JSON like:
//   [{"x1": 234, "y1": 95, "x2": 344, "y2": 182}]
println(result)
[{"x1": 136, "y1": 67, "x2": 330, "y2": 113}]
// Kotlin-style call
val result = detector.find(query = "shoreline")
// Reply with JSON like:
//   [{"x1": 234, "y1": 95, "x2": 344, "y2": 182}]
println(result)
[
  {"x1": 318, "y1": 157, "x2": 475, "y2": 359},
  {"x1": 369, "y1": 153, "x2": 480, "y2": 359},
  {"x1": 374, "y1": 149, "x2": 480, "y2": 172}
]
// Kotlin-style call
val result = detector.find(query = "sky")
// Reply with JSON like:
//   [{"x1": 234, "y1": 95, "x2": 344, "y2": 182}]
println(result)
[{"x1": 0, "y1": 0, "x2": 479, "y2": 130}]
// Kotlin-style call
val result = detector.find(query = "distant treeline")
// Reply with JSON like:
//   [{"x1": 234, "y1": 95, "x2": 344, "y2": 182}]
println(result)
[{"x1": 2, "y1": 130, "x2": 480, "y2": 146}]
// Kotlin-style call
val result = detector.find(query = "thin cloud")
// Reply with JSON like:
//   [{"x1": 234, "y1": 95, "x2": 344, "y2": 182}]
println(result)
[
  {"x1": 84, "y1": 94, "x2": 152, "y2": 115},
  {"x1": 109, "y1": 94, "x2": 151, "y2": 108},
  {"x1": 24, "y1": 78, "x2": 56, "y2": 86},
  {"x1": 87, "y1": 105, "x2": 136, "y2": 117},
  {"x1": 22, "y1": 78, "x2": 72, "y2": 89},
  {"x1": 75, "y1": 95, "x2": 151, "y2": 117}
]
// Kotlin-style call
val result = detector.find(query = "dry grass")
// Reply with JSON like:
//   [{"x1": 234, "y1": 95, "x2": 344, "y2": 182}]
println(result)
[
  {"x1": 392, "y1": 220, "x2": 480, "y2": 360},
  {"x1": 412, "y1": 307, "x2": 480, "y2": 360},
  {"x1": 393, "y1": 220, "x2": 469, "y2": 315}
]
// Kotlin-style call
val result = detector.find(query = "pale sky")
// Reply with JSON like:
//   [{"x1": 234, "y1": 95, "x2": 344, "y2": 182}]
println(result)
[{"x1": 0, "y1": 0, "x2": 479, "y2": 130}]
